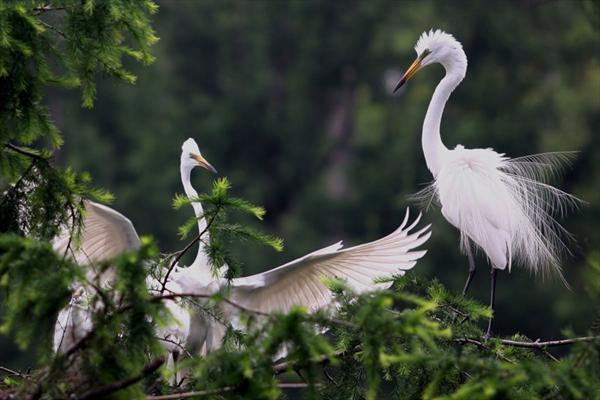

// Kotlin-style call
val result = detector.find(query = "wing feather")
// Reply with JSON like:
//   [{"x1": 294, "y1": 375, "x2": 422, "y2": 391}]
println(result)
[
  {"x1": 53, "y1": 201, "x2": 141, "y2": 265},
  {"x1": 231, "y1": 209, "x2": 431, "y2": 314}
]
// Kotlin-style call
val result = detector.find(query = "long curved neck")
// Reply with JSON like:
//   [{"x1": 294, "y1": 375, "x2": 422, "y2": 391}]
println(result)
[
  {"x1": 422, "y1": 69, "x2": 463, "y2": 176},
  {"x1": 180, "y1": 166, "x2": 211, "y2": 277}
]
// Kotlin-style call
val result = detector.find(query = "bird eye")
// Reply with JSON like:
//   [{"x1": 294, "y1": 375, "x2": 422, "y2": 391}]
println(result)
[{"x1": 421, "y1": 49, "x2": 432, "y2": 58}]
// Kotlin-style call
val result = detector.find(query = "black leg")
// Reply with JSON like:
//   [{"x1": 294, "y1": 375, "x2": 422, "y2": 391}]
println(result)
[
  {"x1": 462, "y1": 242, "x2": 477, "y2": 296},
  {"x1": 484, "y1": 269, "x2": 498, "y2": 339}
]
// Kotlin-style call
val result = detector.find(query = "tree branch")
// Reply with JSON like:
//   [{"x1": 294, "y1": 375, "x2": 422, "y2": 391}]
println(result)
[
  {"x1": 33, "y1": 5, "x2": 66, "y2": 15},
  {"x1": 497, "y1": 336, "x2": 600, "y2": 348},
  {"x1": 76, "y1": 357, "x2": 165, "y2": 400},
  {"x1": 3, "y1": 143, "x2": 48, "y2": 160},
  {"x1": 0, "y1": 366, "x2": 26, "y2": 377},
  {"x1": 454, "y1": 335, "x2": 600, "y2": 350},
  {"x1": 39, "y1": 20, "x2": 67, "y2": 38},
  {"x1": 159, "y1": 206, "x2": 220, "y2": 295},
  {"x1": 145, "y1": 383, "x2": 311, "y2": 400}
]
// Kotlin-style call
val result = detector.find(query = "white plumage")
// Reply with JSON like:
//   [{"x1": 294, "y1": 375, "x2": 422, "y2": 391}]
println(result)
[
  {"x1": 177, "y1": 209, "x2": 431, "y2": 353},
  {"x1": 230, "y1": 210, "x2": 430, "y2": 314},
  {"x1": 396, "y1": 29, "x2": 580, "y2": 336},
  {"x1": 52, "y1": 202, "x2": 191, "y2": 387},
  {"x1": 53, "y1": 138, "x2": 432, "y2": 363}
]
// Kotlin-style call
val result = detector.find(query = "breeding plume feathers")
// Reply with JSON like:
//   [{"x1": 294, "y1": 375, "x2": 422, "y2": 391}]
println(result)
[
  {"x1": 413, "y1": 150, "x2": 580, "y2": 277},
  {"x1": 414, "y1": 29, "x2": 462, "y2": 55}
]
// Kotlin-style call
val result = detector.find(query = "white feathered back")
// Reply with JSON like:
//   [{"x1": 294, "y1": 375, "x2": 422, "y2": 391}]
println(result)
[{"x1": 413, "y1": 150, "x2": 580, "y2": 277}]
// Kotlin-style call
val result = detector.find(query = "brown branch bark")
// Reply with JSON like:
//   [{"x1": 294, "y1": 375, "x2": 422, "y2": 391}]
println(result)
[
  {"x1": 146, "y1": 383, "x2": 310, "y2": 400},
  {"x1": 454, "y1": 335, "x2": 600, "y2": 349},
  {"x1": 497, "y1": 336, "x2": 600, "y2": 348},
  {"x1": 76, "y1": 357, "x2": 165, "y2": 400}
]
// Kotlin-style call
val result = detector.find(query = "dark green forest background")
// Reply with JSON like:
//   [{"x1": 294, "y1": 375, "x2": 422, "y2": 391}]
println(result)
[{"x1": 5, "y1": 0, "x2": 598, "y2": 368}]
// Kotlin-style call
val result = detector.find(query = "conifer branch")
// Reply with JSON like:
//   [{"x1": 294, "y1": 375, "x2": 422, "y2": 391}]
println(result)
[
  {"x1": 146, "y1": 383, "x2": 311, "y2": 400},
  {"x1": 455, "y1": 335, "x2": 600, "y2": 349},
  {"x1": 3, "y1": 143, "x2": 48, "y2": 160},
  {"x1": 76, "y1": 357, "x2": 165, "y2": 400}
]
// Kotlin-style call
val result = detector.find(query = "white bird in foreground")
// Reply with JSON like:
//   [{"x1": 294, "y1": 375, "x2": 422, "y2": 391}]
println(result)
[
  {"x1": 394, "y1": 29, "x2": 580, "y2": 337},
  {"x1": 177, "y1": 208, "x2": 431, "y2": 353},
  {"x1": 52, "y1": 140, "x2": 218, "y2": 383},
  {"x1": 52, "y1": 201, "x2": 192, "y2": 384},
  {"x1": 55, "y1": 138, "x2": 431, "y2": 365}
]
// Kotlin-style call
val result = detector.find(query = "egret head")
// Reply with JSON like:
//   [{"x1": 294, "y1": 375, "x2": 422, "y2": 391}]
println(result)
[
  {"x1": 394, "y1": 29, "x2": 467, "y2": 92},
  {"x1": 180, "y1": 138, "x2": 218, "y2": 174}
]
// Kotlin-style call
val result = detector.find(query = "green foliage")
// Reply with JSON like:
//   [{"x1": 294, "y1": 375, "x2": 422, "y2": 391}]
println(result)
[
  {"x1": 175, "y1": 177, "x2": 283, "y2": 279},
  {"x1": 0, "y1": 0, "x2": 158, "y2": 149},
  {"x1": 1, "y1": 1, "x2": 599, "y2": 399},
  {"x1": 0, "y1": 234, "x2": 77, "y2": 352}
]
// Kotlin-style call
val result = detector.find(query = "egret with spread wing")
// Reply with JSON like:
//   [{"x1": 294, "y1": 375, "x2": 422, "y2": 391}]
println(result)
[
  {"x1": 53, "y1": 139, "x2": 218, "y2": 384},
  {"x1": 394, "y1": 30, "x2": 580, "y2": 337},
  {"x1": 177, "y1": 209, "x2": 431, "y2": 353}
]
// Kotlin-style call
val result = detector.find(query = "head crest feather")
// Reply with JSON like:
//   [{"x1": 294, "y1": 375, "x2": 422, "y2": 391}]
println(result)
[{"x1": 415, "y1": 29, "x2": 462, "y2": 55}]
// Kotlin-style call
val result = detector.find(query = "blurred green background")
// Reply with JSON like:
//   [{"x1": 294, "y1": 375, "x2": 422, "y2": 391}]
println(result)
[{"x1": 6, "y1": 0, "x2": 600, "y2": 367}]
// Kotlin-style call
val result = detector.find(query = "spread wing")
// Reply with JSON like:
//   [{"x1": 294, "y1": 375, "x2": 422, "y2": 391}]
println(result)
[
  {"x1": 230, "y1": 209, "x2": 431, "y2": 314},
  {"x1": 53, "y1": 200, "x2": 141, "y2": 265}
]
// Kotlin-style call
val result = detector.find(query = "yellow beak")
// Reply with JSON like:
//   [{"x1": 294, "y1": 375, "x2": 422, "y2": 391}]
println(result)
[
  {"x1": 190, "y1": 153, "x2": 218, "y2": 174},
  {"x1": 393, "y1": 50, "x2": 430, "y2": 93}
]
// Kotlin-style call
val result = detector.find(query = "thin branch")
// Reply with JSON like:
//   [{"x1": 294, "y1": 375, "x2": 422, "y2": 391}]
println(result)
[
  {"x1": 453, "y1": 337, "x2": 514, "y2": 363},
  {"x1": 455, "y1": 335, "x2": 600, "y2": 349},
  {"x1": 497, "y1": 336, "x2": 600, "y2": 348},
  {"x1": 3, "y1": 143, "x2": 48, "y2": 160},
  {"x1": 39, "y1": 20, "x2": 67, "y2": 38},
  {"x1": 157, "y1": 337, "x2": 193, "y2": 358},
  {"x1": 76, "y1": 357, "x2": 165, "y2": 400},
  {"x1": 146, "y1": 383, "x2": 311, "y2": 400},
  {"x1": 0, "y1": 366, "x2": 26, "y2": 377},
  {"x1": 159, "y1": 206, "x2": 220, "y2": 295},
  {"x1": 62, "y1": 202, "x2": 78, "y2": 259}
]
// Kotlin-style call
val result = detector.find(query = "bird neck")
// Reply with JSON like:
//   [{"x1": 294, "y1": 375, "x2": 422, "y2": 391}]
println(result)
[
  {"x1": 180, "y1": 166, "x2": 212, "y2": 278},
  {"x1": 422, "y1": 65, "x2": 464, "y2": 176}
]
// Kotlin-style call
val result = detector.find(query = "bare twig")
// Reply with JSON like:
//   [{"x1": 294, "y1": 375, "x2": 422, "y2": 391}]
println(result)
[
  {"x1": 454, "y1": 335, "x2": 600, "y2": 363},
  {"x1": 0, "y1": 366, "x2": 25, "y2": 377},
  {"x1": 455, "y1": 335, "x2": 600, "y2": 349},
  {"x1": 157, "y1": 337, "x2": 193, "y2": 358},
  {"x1": 497, "y1": 336, "x2": 600, "y2": 348},
  {"x1": 39, "y1": 20, "x2": 67, "y2": 38},
  {"x1": 453, "y1": 337, "x2": 514, "y2": 363},
  {"x1": 146, "y1": 383, "x2": 312, "y2": 400},
  {"x1": 159, "y1": 206, "x2": 220, "y2": 295},
  {"x1": 76, "y1": 357, "x2": 165, "y2": 400},
  {"x1": 62, "y1": 202, "x2": 78, "y2": 259}
]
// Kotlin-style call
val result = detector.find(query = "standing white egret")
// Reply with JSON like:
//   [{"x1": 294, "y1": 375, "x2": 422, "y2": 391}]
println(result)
[{"x1": 394, "y1": 29, "x2": 580, "y2": 337}]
